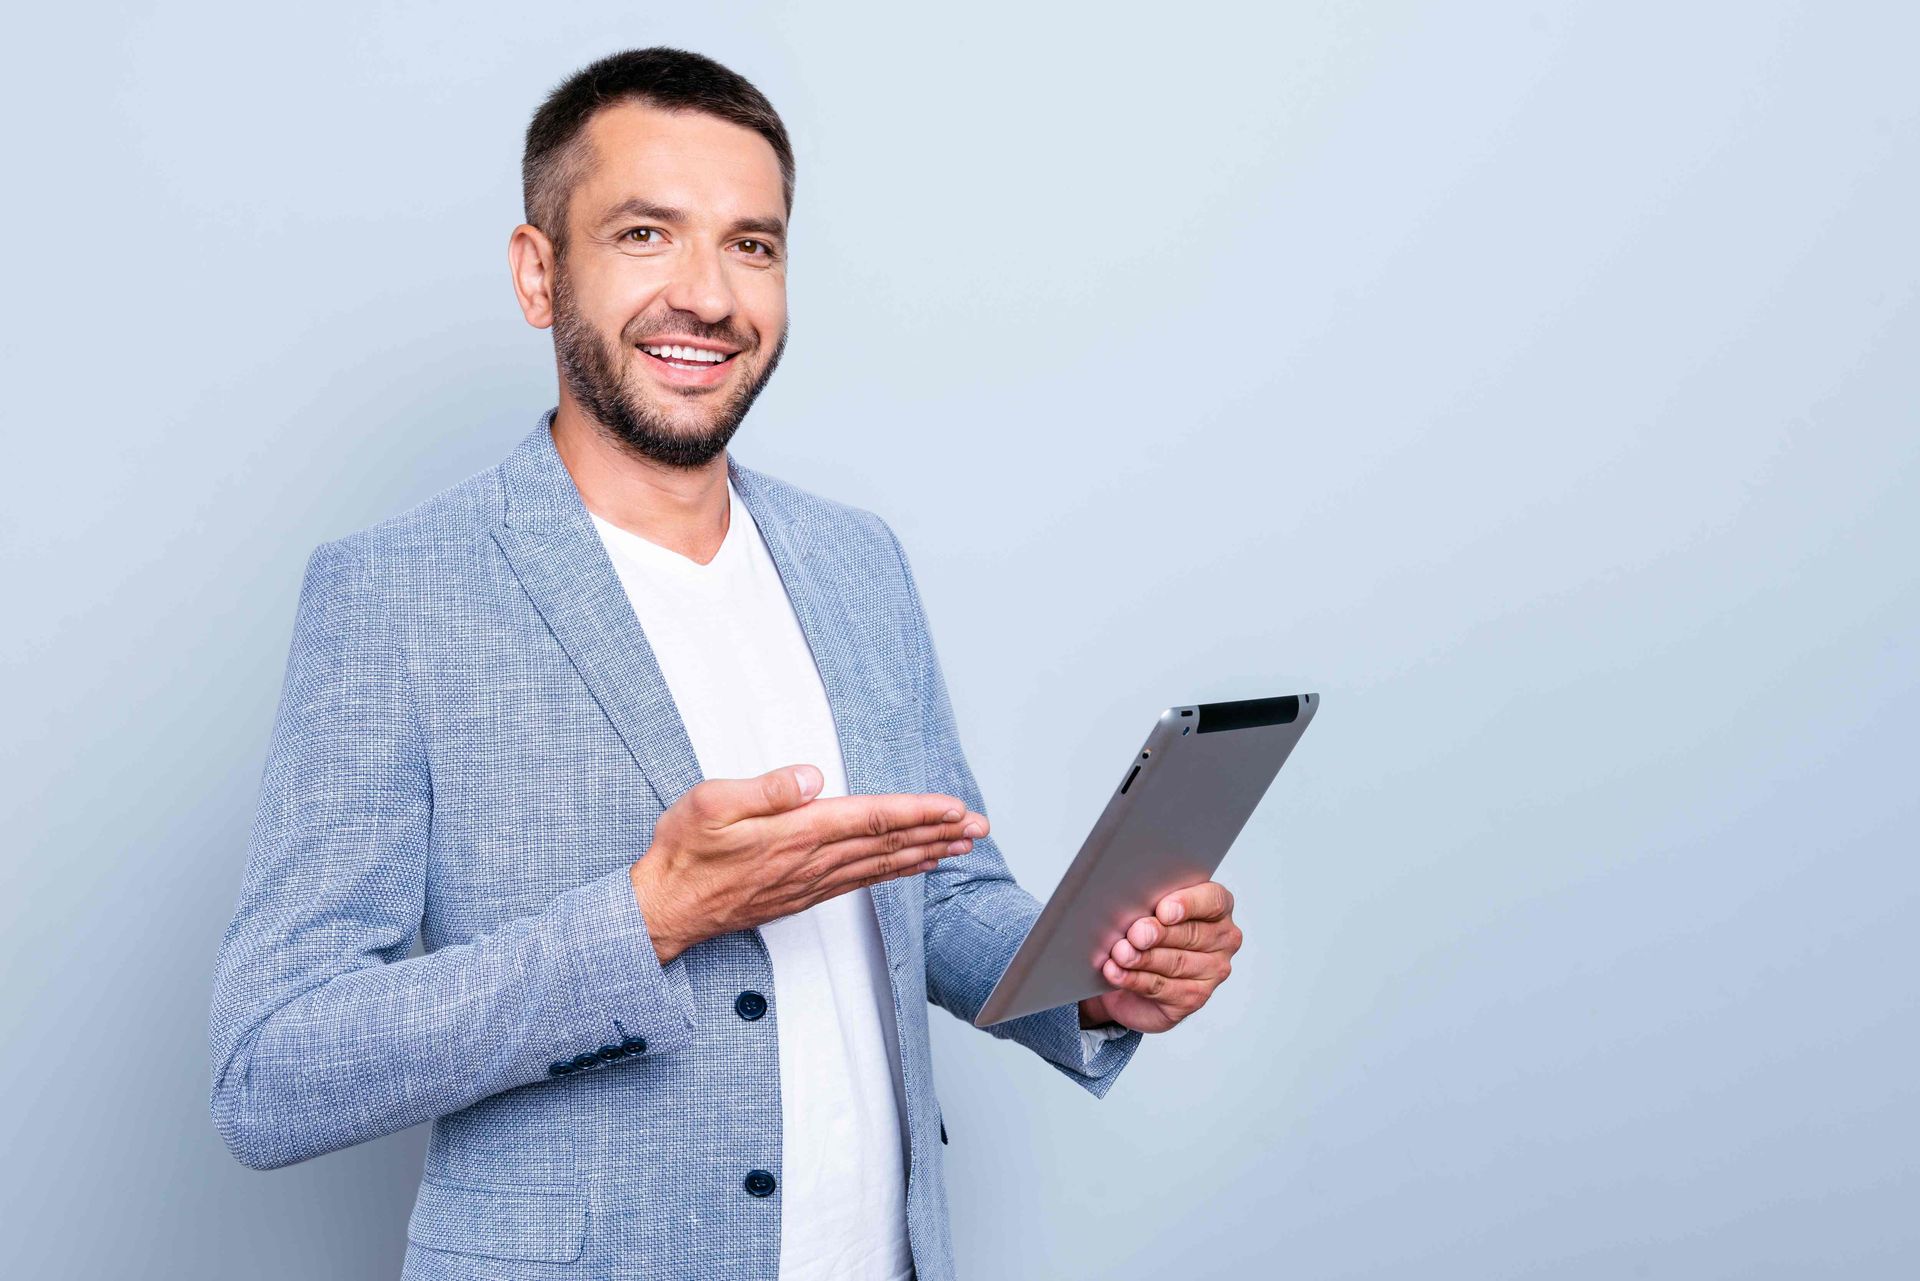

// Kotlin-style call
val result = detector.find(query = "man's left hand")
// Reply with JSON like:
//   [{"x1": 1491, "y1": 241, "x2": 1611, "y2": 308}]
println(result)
[{"x1": 1078, "y1": 881, "x2": 1242, "y2": 1034}]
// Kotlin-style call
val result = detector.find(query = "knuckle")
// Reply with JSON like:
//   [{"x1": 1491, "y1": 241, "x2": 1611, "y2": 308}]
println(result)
[
  {"x1": 883, "y1": 828, "x2": 908, "y2": 854},
  {"x1": 647, "y1": 812, "x2": 680, "y2": 851},
  {"x1": 866, "y1": 806, "x2": 890, "y2": 838}
]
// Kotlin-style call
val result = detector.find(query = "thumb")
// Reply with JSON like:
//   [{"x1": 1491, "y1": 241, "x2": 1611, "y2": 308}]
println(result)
[
  {"x1": 694, "y1": 765, "x2": 821, "y2": 824},
  {"x1": 755, "y1": 763, "x2": 823, "y2": 814}
]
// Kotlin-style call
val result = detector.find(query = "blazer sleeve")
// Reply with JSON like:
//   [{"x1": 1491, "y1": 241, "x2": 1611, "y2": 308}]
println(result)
[
  {"x1": 878, "y1": 521, "x2": 1143, "y2": 1097},
  {"x1": 207, "y1": 536, "x2": 698, "y2": 1171}
]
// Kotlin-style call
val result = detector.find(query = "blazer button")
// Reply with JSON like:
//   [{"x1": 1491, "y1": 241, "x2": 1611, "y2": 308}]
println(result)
[
  {"x1": 734, "y1": 990, "x2": 768, "y2": 1022},
  {"x1": 596, "y1": 1044, "x2": 623, "y2": 1063},
  {"x1": 743, "y1": 1169, "x2": 777, "y2": 1198},
  {"x1": 570, "y1": 1052, "x2": 599, "y2": 1072},
  {"x1": 548, "y1": 1060, "x2": 574, "y2": 1077},
  {"x1": 621, "y1": 1036, "x2": 647, "y2": 1055}
]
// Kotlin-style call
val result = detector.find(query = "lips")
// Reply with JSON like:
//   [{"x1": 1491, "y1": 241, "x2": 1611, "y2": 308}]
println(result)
[{"x1": 636, "y1": 345, "x2": 737, "y2": 388}]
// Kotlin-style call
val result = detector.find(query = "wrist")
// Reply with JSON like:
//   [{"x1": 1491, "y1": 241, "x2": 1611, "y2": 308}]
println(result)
[{"x1": 629, "y1": 858, "x2": 691, "y2": 968}]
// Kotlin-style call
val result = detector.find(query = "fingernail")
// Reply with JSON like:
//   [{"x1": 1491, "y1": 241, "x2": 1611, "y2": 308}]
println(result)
[
  {"x1": 947, "y1": 839, "x2": 971, "y2": 855},
  {"x1": 795, "y1": 767, "x2": 821, "y2": 798},
  {"x1": 1165, "y1": 902, "x2": 1184, "y2": 923},
  {"x1": 942, "y1": 808, "x2": 961, "y2": 822},
  {"x1": 962, "y1": 822, "x2": 983, "y2": 838}
]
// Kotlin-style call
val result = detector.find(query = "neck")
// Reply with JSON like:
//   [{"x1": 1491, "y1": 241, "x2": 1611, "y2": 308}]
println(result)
[{"x1": 550, "y1": 397, "x2": 731, "y2": 564}]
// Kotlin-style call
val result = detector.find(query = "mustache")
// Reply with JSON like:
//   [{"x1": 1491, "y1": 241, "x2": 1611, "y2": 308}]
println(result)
[{"x1": 625, "y1": 320, "x2": 752, "y2": 350}]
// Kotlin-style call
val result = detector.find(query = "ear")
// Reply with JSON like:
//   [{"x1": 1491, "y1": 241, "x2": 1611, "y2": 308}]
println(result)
[{"x1": 508, "y1": 223, "x2": 559, "y2": 329}]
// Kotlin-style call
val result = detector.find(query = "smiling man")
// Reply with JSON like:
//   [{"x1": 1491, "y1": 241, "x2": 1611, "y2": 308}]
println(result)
[{"x1": 208, "y1": 47, "x2": 1243, "y2": 1281}]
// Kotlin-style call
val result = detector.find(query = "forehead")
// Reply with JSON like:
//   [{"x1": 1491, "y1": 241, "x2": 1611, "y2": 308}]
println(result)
[{"x1": 573, "y1": 100, "x2": 785, "y2": 227}]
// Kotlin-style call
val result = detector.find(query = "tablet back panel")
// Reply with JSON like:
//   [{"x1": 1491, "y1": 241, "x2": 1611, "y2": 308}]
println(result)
[{"x1": 974, "y1": 693, "x2": 1318, "y2": 1027}]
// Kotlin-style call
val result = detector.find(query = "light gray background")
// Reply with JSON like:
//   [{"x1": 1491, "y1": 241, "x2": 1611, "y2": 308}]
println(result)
[{"x1": 2, "y1": 2, "x2": 1915, "y2": 1277}]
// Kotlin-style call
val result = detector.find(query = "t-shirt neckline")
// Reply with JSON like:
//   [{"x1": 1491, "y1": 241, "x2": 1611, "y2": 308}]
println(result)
[{"x1": 589, "y1": 479, "x2": 746, "y2": 577}]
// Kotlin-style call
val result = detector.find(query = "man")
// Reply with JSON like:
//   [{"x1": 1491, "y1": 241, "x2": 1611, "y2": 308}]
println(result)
[{"x1": 208, "y1": 47, "x2": 1243, "y2": 1281}]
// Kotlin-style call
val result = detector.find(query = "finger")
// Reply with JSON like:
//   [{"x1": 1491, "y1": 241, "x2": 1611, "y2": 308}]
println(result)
[
  {"x1": 694, "y1": 765, "x2": 825, "y2": 826},
  {"x1": 815, "y1": 816, "x2": 984, "y2": 865},
  {"x1": 1110, "y1": 944, "x2": 1229, "y2": 982},
  {"x1": 1156, "y1": 881, "x2": 1234, "y2": 926},
  {"x1": 817, "y1": 839, "x2": 961, "y2": 896},
  {"x1": 800, "y1": 793, "x2": 985, "y2": 845},
  {"x1": 1126, "y1": 915, "x2": 1237, "y2": 953},
  {"x1": 1099, "y1": 960, "x2": 1211, "y2": 1010}
]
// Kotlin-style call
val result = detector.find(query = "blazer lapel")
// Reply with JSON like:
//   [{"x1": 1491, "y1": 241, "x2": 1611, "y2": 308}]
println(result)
[
  {"x1": 490, "y1": 414, "x2": 704, "y2": 813},
  {"x1": 728, "y1": 458, "x2": 912, "y2": 968},
  {"x1": 489, "y1": 412, "x2": 911, "y2": 967}
]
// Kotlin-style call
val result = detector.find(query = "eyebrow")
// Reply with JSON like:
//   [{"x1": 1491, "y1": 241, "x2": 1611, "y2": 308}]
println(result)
[{"x1": 597, "y1": 197, "x2": 786, "y2": 241}]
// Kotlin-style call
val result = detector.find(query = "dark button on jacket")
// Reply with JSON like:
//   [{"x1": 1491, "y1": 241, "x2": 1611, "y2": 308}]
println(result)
[
  {"x1": 743, "y1": 1169, "x2": 777, "y2": 1198},
  {"x1": 734, "y1": 990, "x2": 768, "y2": 1021}
]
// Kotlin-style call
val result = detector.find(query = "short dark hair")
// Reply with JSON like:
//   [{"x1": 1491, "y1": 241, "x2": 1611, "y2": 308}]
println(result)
[{"x1": 522, "y1": 47, "x2": 795, "y2": 256}]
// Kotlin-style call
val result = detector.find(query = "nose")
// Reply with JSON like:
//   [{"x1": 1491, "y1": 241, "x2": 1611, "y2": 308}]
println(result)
[{"x1": 661, "y1": 241, "x2": 737, "y2": 327}]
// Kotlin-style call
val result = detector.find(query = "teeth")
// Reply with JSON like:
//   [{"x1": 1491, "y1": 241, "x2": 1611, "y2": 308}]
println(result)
[{"x1": 641, "y1": 343, "x2": 728, "y2": 363}]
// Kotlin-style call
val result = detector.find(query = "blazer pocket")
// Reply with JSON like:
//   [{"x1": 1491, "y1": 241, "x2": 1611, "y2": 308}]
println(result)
[{"x1": 406, "y1": 1176, "x2": 588, "y2": 1264}]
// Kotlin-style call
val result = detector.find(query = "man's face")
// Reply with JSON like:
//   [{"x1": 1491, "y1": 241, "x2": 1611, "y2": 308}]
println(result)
[{"x1": 547, "y1": 101, "x2": 789, "y2": 468}]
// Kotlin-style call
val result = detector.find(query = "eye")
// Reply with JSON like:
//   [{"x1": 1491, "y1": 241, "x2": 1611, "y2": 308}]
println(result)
[
  {"x1": 736, "y1": 239, "x2": 779, "y2": 260},
  {"x1": 619, "y1": 227, "x2": 664, "y2": 245}
]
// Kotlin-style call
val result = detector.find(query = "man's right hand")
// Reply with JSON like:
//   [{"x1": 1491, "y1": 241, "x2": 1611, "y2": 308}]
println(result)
[{"x1": 628, "y1": 764, "x2": 988, "y2": 966}]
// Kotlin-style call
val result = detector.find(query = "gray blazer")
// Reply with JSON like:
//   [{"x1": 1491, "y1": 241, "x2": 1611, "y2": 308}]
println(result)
[{"x1": 207, "y1": 411, "x2": 1141, "y2": 1279}]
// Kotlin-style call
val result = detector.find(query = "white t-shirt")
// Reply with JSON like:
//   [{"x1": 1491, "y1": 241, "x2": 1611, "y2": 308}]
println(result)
[{"x1": 590, "y1": 480, "x2": 914, "y2": 1281}]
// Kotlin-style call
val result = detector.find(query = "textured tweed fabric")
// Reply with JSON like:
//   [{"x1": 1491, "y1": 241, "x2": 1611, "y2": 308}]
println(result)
[{"x1": 207, "y1": 410, "x2": 1142, "y2": 1279}]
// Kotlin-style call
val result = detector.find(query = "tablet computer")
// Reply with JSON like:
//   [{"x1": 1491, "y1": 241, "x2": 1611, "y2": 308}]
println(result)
[{"x1": 973, "y1": 693, "x2": 1318, "y2": 1027}]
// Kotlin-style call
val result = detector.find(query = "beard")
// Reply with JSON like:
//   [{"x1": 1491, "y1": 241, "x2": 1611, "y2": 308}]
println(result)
[{"x1": 550, "y1": 262, "x2": 788, "y2": 469}]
